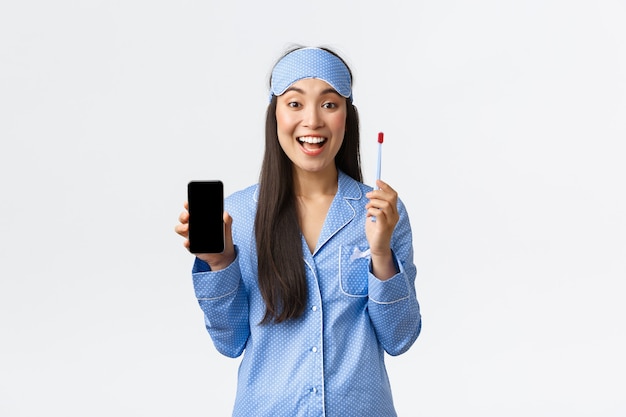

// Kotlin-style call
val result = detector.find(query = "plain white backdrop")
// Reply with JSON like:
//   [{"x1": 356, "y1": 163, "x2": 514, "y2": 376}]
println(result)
[{"x1": 1, "y1": 1, "x2": 625, "y2": 416}]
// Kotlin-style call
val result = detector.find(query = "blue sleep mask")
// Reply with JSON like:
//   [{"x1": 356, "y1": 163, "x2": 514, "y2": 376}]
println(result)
[{"x1": 269, "y1": 47, "x2": 353, "y2": 103}]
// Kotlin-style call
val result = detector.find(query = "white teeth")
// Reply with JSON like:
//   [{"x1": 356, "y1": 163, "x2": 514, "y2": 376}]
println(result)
[{"x1": 298, "y1": 136, "x2": 326, "y2": 144}]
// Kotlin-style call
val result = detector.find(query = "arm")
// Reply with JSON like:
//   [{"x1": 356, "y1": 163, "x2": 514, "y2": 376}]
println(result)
[
  {"x1": 192, "y1": 253, "x2": 250, "y2": 358},
  {"x1": 176, "y1": 204, "x2": 250, "y2": 357},
  {"x1": 365, "y1": 187, "x2": 421, "y2": 355}
]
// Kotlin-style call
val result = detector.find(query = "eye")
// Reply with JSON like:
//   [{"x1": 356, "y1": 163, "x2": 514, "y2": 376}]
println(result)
[
  {"x1": 322, "y1": 102, "x2": 337, "y2": 109},
  {"x1": 287, "y1": 101, "x2": 301, "y2": 108}
]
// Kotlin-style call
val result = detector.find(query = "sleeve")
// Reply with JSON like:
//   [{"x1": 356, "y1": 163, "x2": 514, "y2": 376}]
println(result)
[
  {"x1": 367, "y1": 199, "x2": 422, "y2": 356},
  {"x1": 192, "y1": 247, "x2": 250, "y2": 358}
]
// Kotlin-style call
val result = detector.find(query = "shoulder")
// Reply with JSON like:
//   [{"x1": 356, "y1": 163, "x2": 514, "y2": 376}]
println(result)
[
  {"x1": 338, "y1": 171, "x2": 410, "y2": 215},
  {"x1": 224, "y1": 184, "x2": 258, "y2": 240},
  {"x1": 224, "y1": 184, "x2": 259, "y2": 216}
]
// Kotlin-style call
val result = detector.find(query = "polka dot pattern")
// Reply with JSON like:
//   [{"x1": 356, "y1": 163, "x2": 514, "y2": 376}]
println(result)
[
  {"x1": 269, "y1": 47, "x2": 353, "y2": 103},
  {"x1": 192, "y1": 171, "x2": 421, "y2": 416}
]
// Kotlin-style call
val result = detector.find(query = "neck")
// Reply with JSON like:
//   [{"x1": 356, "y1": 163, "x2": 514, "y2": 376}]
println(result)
[{"x1": 292, "y1": 166, "x2": 339, "y2": 198}]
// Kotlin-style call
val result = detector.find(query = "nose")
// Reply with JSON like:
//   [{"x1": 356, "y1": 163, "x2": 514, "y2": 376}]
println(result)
[{"x1": 303, "y1": 105, "x2": 323, "y2": 129}]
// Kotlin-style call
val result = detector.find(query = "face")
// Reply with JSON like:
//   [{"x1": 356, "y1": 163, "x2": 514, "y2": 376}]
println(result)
[{"x1": 275, "y1": 78, "x2": 347, "y2": 176}]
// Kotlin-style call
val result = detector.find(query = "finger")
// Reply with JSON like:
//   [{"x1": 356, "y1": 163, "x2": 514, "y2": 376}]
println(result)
[
  {"x1": 184, "y1": 201, "x2": 189, "y2": 210},
  {"x1": 366, "y1": 199, "x2": 393, "y2": 213},
  {"x1": 375, "y1": 179, "x2": 397, "y2": 194},
  {"x1": 178, "y1": 210, "x2": 189, "y2": 224},
  {"x1": 366, "y1": 202, "x2": 399, "y2": 226},
  {"x1": 175, "y1": 222, "x2": 189, "y2": 238},
  {"x1": 370, "y1": 182, "x2": 398, "y2": 204},
  {"x1": 223, "y1": 211, "x2": 236, "y2": 252},
  {"x1": 366, "y1": 207, "x2": 388, "y2": 221},
  {"x1": 223, "y1": 211, "x2": 233, "y2": 241},
  {"x1": 366, "y1": 188, "x2": 397, "y2": 204}
]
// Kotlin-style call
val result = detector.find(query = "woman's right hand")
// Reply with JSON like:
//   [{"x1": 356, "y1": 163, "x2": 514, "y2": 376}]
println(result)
[{"x1": 175, "y1": 201, "x2": 236, "y2": 271}]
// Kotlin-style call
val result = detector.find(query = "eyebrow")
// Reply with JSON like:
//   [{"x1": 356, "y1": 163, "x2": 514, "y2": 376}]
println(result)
[{"x1": 283, "y1": 86, "x2": 342, "y2": 97}]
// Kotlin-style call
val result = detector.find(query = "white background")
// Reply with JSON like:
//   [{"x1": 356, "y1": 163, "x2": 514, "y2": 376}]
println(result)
[{"x1": 1, "y1": 1, "x2": 625, "y2": 416}]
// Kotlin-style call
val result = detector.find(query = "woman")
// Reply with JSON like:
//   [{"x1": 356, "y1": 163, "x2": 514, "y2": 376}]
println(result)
[{"x1": 175, "y1": 46, "x2": 421, "y2": 416}]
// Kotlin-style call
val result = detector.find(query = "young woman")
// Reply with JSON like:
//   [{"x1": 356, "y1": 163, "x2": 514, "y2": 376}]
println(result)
[{"x1": 175, "y1": 46, "x2": 421, "y2": 417}]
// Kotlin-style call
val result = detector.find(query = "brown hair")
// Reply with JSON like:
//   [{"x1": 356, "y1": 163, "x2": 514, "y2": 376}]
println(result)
[{"x1": 254, "y1": 47, "x2": 362, "y2": 324}]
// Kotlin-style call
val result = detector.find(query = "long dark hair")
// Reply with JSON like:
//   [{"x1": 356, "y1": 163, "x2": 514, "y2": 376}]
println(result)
[{"x1": 254, "y1": 47, "x2": 362, "y2": 324}]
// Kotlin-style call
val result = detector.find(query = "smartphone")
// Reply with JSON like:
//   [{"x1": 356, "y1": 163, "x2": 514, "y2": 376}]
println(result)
[{"x1": 187, "y1": 180, "x2": 224, "y2": 253}]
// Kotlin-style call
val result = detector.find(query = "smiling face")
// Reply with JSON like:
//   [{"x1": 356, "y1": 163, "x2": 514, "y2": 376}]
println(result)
[{"x1": 275, "y1": 78, "x2": 347, "y2": 177}]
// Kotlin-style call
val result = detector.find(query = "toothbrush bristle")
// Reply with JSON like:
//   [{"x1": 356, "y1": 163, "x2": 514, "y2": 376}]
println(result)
[{"x1": 378, "y1": 132, "x2": 384, "y2": 144}]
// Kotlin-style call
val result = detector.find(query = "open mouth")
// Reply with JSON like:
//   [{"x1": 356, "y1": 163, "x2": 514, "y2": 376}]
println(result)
[{"x1": 297, "y1": 136, "x2": 327, "y2": 151}]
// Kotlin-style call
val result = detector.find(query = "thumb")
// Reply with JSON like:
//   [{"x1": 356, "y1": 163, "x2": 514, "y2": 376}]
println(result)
[
  {"x1": 223, "y1": 210, "x2": 233, "y2": 228},
  {"x1": 223, "y1": 211, "x2": 234, "y2": 246}
]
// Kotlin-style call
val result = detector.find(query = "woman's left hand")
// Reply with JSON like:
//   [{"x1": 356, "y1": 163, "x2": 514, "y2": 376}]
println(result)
[{"x1": 365, "y1": 180, "x2": 400, "y2": 280}]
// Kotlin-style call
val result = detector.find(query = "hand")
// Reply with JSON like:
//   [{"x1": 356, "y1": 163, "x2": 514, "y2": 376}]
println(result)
[
  {"x1": 365, "y1": 180, "x2": 400, "y2": 280},
  {"x1": 175, "y1": 202, "x2": 236, "y2": 271}
]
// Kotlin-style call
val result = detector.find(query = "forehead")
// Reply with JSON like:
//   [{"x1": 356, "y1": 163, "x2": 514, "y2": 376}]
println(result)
[{"x1": 284, "y1": 78, "x2": 340, "y2": 95}]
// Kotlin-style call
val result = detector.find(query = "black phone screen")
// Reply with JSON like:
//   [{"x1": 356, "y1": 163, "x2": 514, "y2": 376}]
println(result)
[{"x1": 187, "y1": 180, "x2": 224, "y2": 253}]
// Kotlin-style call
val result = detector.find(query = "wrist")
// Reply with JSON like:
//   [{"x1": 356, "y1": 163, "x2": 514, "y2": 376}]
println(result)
[
  {"x1": 370, "y1": 249, "x2": 397, "y2": 281},
  {"x1": 209, "y1": 256, "x2": 236, "y2": 271},
  {"x1": 198, "y1": 248, "x2": 237, "y2": 271}
]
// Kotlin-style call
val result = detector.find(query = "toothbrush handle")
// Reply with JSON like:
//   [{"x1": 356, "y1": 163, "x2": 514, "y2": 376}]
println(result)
[{"x1": 375, "y1": 143, "x2": 382, "y2": 189}]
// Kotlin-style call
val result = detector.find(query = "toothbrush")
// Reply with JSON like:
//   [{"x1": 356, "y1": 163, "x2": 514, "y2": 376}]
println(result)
[
  {"x1": 375, "y1": 132, "x2": 383, "y2": 189},
  {"x1": 371, "y1": 132, "x2": 384, "y2": 222}
]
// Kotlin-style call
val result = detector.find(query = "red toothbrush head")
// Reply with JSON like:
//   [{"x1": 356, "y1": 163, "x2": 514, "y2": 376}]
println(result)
[{"x1": 378, "y1": 132, "x2": 384, "y2": 144}]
